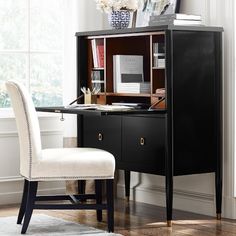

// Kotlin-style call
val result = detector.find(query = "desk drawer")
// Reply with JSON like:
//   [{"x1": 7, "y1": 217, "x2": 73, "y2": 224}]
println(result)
[
  {"x1": 83, "y1": 116, "x2": 122, "y2": 161},
  {"x1": 122, "y1": 116, "x2": 165, "y2": 170}
]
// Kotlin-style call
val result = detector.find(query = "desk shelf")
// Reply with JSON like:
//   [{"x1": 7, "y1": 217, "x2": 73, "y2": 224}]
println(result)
[{"x1": 105, "y1": 92, "x2": 151, "y2": 97}]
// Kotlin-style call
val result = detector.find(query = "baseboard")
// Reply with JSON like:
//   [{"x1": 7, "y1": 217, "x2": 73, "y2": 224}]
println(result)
[
  {"x1": 0, "y1": 187, "x2": 66, "y2": 206},
  {"x1": 223, "y1": 195, "x2": 236, "y2": 219},
  {"x1": 117, "y1": 183, "x2": 217, "y2": 217}
]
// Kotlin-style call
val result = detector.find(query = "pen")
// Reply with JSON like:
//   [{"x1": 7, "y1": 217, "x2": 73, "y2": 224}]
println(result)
[{"x1": 69, "y1": 94, "x2": 84, "y2": 105}]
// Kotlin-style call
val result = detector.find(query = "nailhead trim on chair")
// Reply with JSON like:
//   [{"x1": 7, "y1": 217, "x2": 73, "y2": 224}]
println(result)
[
  {"x1": 26, "y1": 175, "x2": 114, "y2": 181},
  {"x1": 13, "y1": 81, "x2": 115, "y2": 181},
  {"x1": 13, "y1": 82, "x2": 33, "y2": 179}
]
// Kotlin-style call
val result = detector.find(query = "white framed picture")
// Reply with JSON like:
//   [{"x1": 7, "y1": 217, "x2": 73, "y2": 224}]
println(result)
[{"x1": 134, "y1": 0, "x2": 181, "y2": 27}]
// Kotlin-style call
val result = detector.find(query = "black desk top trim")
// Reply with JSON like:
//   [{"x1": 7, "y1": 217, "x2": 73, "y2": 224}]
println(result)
[
  {"x1": 75, "y1": 25, "x2": 223, "y2": 37},
  {"x1": 36, "y1": 106, "x2": 167, "y2": 116}
]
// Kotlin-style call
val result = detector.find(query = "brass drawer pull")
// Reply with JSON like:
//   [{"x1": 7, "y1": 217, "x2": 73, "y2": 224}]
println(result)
[
  {"x1": 140, "y1": 137, "x2": 145, "y2": 146},
  {"x1": 98, "y1": 133, "x2": 103, "y2": 141}
]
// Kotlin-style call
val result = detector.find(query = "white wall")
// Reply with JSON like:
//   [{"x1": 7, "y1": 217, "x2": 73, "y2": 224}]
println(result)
[{"x1": 115, "y1": 0, "x2": 236, "y2": 219}]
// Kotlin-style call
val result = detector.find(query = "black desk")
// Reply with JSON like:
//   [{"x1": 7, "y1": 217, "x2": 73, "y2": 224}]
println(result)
[
  {"x1": 36, "y1": 23, "x2": 223, "y2": 226},
  {"x1": 36, "y1": 106, "x2": 222, "y2": 226}
]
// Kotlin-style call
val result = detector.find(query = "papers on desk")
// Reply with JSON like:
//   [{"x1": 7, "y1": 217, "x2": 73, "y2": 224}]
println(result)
[
  {"x1": 65, "y1": 104, "x2": 134, "y2": 111},
  {"x1": 97, "y1": 105, "x2": 134, "y2": 111}
]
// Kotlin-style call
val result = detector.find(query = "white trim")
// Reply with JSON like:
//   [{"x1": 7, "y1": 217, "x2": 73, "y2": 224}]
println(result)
[
  {"x1": 117, "y1": 184, "x2": 216, "y2": 216},
  {"x1": 0, "y1": 176, "x2": 23, "y2": 183},
  {"x1": 0, "y1": 187, "x2": 65, "y2": 205},
  {"x1": 117, "y1": 184, "x2": 236, "y2": 219},
  {"x1": 0, "y1": 50, "x2": 62, "y2": 54},
  {"x1": 0, "y1": 130, "x2": 63, "y2": 138},
  {"x1": 224, "y1": 195, "x2": 236, "y2": 219},
  {"x1": 0, "y1": 108, "x2": 61, "y2": 119}
]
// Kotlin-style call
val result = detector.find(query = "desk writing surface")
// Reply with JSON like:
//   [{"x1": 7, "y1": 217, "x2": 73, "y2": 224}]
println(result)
[{"x1": 36, "y1": 106, "x2": 167, "y2": 116}]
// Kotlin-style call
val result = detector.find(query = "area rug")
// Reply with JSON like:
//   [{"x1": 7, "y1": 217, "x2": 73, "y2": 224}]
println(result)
[{"x1": 0, "y1": 214, "x2": 122, "y2": 236}]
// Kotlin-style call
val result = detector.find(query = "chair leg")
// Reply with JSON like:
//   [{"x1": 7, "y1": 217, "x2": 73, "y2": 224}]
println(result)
[
  {"x1": 21, "y1": 181, "x2": 38, "y2": 234},
  {"x1": 78, "y1": 180, "x2": 86, "y2": 194},
  {"x1": 95, "y1": 180, "x2": 102, "y2": 222},
  {"x1": 106, "y1": 179, "x2": 114, "y2": 232},
  {"x1": 17, "y1": 179, "x2": 29, "y2": 224}
]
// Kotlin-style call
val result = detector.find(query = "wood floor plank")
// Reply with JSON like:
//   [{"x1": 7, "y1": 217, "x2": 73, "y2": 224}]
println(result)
[{"x1": 1, "y1": 200, "x2": 236, "y2": 236}]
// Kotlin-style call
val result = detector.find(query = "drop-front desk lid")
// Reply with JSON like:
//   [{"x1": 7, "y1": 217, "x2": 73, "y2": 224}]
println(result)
[{"x1": 36, "y1": 106, "x2": 166, "y2": 116}]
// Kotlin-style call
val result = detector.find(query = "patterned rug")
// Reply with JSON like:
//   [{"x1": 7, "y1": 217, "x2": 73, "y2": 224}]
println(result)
[{"x1": 0, "y1": 214, "x2": 122, "y2": 235}]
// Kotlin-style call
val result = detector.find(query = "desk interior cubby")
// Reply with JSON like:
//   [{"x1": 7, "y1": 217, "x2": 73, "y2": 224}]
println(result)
[
  {"x1": 106, "y1": 36, "x2": 150, "y2": 93},
  {"x1": 86, "y1": 32, "x2": 166, "y2": 109}
]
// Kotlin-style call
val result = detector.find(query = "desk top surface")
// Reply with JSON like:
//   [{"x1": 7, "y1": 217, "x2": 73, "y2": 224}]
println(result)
[
  {"x1": 36, "y1": 106, "x2": 166, "y2": 116},
  {"x1": 75, "y1": 25, "x2": 223, "y2": 37}
]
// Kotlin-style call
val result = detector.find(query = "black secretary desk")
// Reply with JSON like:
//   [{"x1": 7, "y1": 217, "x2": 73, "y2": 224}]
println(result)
[{"x1": 37, "y1": 25, "x2": 223, "y2": 226}]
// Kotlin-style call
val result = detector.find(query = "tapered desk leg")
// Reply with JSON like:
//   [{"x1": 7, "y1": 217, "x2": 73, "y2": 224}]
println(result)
[
  {"x1": 124, "y1": 170, "x2": 130, "y2": 202},
  {"x1": 215, "y1": 170, "x2": 222, "y2": 220},
  {"x1": 215, "y1": 31, "x2": 222, "y2": 221},
  {"x1": 166, "y1": 173, "x2": 173, "y2": 227}
]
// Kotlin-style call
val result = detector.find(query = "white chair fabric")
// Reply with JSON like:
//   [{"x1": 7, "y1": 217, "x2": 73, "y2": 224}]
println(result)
[{"x1": 5, "y1": 81, "x2": 115, "y2": 181}]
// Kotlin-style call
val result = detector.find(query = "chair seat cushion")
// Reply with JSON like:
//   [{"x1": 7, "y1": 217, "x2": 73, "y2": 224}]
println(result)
[{"x1": 29, "y1": 148, "x2": 115, "y2": 181}]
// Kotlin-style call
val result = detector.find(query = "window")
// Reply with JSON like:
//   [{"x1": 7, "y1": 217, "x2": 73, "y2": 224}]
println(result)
[{"x1": 0, "y1": 0, "x2": 64, "y2": 108}]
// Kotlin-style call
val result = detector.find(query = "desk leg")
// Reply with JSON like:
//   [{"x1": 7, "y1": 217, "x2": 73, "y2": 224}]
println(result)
[
  {"x1": 215, "y1": 170, "x2": 222, "y2": 220},
  {"x1": 78, "y1": 180, "x2": 86, "y2": 194},
  {"x1": 124, "y1": 170, "x2": 130, "y2": 202},
  {"x1": 166, "y1": 171, "x2": 173, "y2": 227}
]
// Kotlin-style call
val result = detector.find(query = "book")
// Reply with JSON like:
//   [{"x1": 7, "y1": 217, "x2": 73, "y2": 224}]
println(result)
[
  {"x1": 91, "y1": 70, "x2": 104, "y2": 92},
  {"x1": 91, "y1": 39, "x2": 98, "y2": 68},
  {"x1": 91, "y1": 39, "x2": 104, "y2": 68},
  {"x1": 113, "y1": 55, "x2": 144, "y2": 93},
  {"x1": 96, "y1": 42, "x2": 104, "y2": 68},
  {"x1": 153, "y1": 43, "x2": 165, "y2": 68},
  {"x1": 150, "y1": 13, "x2": 201, "y2": 21},
  {"x1": 155, "y1": 88, "x2": 166, "y2": 97},
  {"x1": 112, "y1": 102, "x2": 149, "y2": 109},
  {"x1": 65, "y1": 104, "x2": 134, "y2": 111},
  {"x1": 91, "y1": 70, "x2": 104, "y2": 82},
  {"x1": 116, "y1": 82, "x2": 150, "y2": 94},
  {"x1": 149, "y1": 19, "x2": 202, "y2": 26}
]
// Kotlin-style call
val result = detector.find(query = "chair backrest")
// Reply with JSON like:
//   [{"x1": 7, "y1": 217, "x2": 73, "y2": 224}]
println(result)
[{"x1": 5, "y1": 81, "x2": 42, "y2": 179}]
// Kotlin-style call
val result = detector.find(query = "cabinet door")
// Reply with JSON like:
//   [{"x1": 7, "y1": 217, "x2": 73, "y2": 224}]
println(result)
[
  {"x1": 83, "y1": 116, "x2": 122, "y2": 161},
  {"x1": 122, "y1": 116, "x2": 165, "y2": 174}
]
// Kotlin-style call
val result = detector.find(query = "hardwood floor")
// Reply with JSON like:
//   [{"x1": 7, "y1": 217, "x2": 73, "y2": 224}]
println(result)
[{"x1": 1, "y1": 199, "x2": 236, "y2": 236}]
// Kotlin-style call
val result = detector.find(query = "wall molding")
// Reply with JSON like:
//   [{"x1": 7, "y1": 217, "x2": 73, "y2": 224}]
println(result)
[
  {"x1": 0, "y1": 130, "x2": 63, "y2": 138},
  {"x1": 0, "y1": 187, "x2": 65, "y2": 205},
  {"x1": 0, "y1": 176, "x2": 22, "y2": 183},
  {"x1": 117, "y1": 183, "x2": 236, "y2": 219},
  {"x1": 117, "y1": 184, "x2": 216, "y2": 217}
]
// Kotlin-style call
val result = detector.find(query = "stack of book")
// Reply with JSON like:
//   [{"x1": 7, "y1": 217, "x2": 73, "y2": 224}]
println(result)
[
  {"x1": 116, "y1": 82, "x2": 150, "y2": 94},
  {"x1": 91, "y1": 39, "x2": 104, "y2": 68},
  {"x1": 153, "y1": 43, "x2": 165, "y2": 68},
  {"x1": 113, "y1": 55, "x2": 150, "y2": 93},
  {"x1": 149, "y1": 14, "x2": 202, "y2": 26},
  {"x1": 91, "y1": 70, "x2": 104, "y2": 92}
]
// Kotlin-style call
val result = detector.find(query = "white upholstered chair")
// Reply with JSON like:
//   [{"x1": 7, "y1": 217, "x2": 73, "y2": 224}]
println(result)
[{"x1": 5, "y1": 81, "x2": 115, "y2": 234}]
